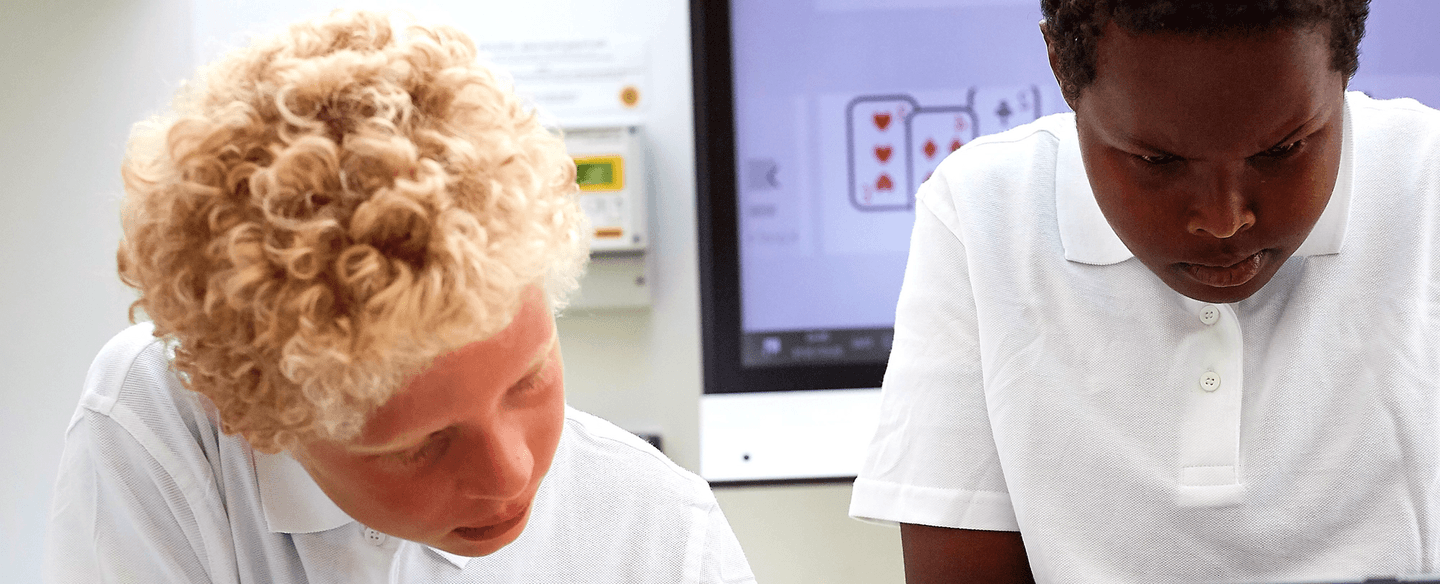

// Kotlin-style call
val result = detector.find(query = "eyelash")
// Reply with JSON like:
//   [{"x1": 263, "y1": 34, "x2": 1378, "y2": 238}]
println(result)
[
  {"x1": 389, "y1": 432, "x2": 450, "y2": 467},
  {"x1": 1257, "y1": 139, "x2": 1305, "y2": 159},
  {"x1": 513, "y1": 356, "x2": 555, "y2": 396},
  {"x1": 512, "y1": 375, "x2": 540, "y2": 396},
  {"x1": 1132, "y1": 139, "x2": 1305, "y2": 166},
  {"x1": 1135, "y1": 153, "x2": 1179, "y2": 166}
]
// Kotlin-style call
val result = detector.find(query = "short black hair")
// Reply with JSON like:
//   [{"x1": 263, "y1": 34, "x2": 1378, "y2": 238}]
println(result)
[{"x1": 1041, "y1": 0, "x2": 1370, "y2": 103}]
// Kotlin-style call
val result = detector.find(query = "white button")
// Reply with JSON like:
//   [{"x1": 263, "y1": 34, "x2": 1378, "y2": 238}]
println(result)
[
  {"x1": 1200, "y1": 305, "x2": 1220, "y2": 325},
  {"x1": 1200, "y1": 371, "x2": 1221, "y2": 392},
  {"x1": 363, "y1": 527, "x2": 388, "y2": 546}
]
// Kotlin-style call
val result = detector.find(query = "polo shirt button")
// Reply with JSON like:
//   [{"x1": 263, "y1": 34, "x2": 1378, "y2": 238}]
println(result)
[
  {"x1": 363, "y1": 526, "x2": 388, "y2": 546},
  {"x1": 1200, "y1": 305, "x2": 1220, "y2": 325},
  {"x1": 1200, "y1": 371, "x2": 1221, "y2": 392}
]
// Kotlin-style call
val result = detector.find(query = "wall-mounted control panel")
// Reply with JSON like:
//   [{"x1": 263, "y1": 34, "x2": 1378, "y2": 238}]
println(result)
[
  {"x1": 566, "y1": 126, "x2": 648, "y2": 254},
  {"x1": 564, "y1": 126, "x2": 652, "y2": 309}
]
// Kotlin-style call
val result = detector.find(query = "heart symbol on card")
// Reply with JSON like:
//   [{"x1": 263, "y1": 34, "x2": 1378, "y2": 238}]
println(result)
[
  {"x1": 873, "y1": 112, "x2": 892, "y2": 131},
  {"x1": 876, "y1": 174, "x2": 894, "y2": 192},
  {"x1": 875, "y1": 146, "x2": 893, "y2": 163}
]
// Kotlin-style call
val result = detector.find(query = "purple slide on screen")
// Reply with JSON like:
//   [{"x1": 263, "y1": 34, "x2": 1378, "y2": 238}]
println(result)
[{"x1": 730, "y1": 0, "x2": 1440, "y2": 347}]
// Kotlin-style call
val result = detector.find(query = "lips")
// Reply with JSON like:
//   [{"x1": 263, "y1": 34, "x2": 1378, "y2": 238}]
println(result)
[
  {"x1": 452, "y1": 506, "x2": 528, "y2": 542},
  {"x1": 1178, "y1": 251, "x2": 1266, "y2": 288}
]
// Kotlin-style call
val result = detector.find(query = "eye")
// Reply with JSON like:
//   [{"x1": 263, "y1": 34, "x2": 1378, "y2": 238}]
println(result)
[
  {"x1": 1256, "y1": 139, "x2": 1305, "y2": 159},
  {"x1": 1133, "y1": 152, "x2": 1180, "y2": 166},
  {"x1": 385, "y1": 432, "x2": 451, "y2": 468},
  {"x1": 511, "y1": 351, "x2": 559, "y2": 398},
  {"x1": 511, "y1": 362, "x2": 551, "y2": 397},
  {"x1": 513, "y1": 371, "x2": 541, "y2": 394}
]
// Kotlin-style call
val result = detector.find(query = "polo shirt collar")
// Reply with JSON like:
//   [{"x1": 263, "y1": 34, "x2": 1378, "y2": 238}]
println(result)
[
  {"x1": 1056, "y1": 93, "x2": 1355, "y2": 266},
  {"x1": 254, "y1": 450, "x2": 353, "y2": 534},
  {"x1": 253, "y1": 450, "x2": 476, "y2": 569},
  {"x1": 428, "y1": 549, "x2": 475, "y2": 569}
]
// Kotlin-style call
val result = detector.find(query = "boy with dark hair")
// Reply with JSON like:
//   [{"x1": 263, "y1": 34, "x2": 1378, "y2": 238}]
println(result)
[{"x1": 851, "y1": 1, "x2": 1440, "y2": 582}]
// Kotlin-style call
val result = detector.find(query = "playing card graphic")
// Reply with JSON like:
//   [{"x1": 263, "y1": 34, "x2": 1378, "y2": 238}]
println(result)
[
  {"x1": 842, "y1": 85, "x2": 1042, "y2": 212},
  {"x1": 972, "y1": 85, "x2": 1042, "y2": 136},
  {"x1": 907, "y1": 107, "x2": 977, "y2": 188},
  {"x1": 847, "y1": 95, "x2": 919, "y2": 211}
]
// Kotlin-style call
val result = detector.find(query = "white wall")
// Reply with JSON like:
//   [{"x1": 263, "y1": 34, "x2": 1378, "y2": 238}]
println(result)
[
  {"x1": 1, "y1": 0, "x2": 194, "y2": 579},
  {"x1": 0, "y1": 1, "x2": 903, "y2": 582}
]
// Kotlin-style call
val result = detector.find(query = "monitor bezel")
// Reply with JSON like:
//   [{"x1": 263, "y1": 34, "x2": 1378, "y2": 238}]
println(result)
[{"x1": 691, "y1": 0, "x2": 889, "y2": 396}]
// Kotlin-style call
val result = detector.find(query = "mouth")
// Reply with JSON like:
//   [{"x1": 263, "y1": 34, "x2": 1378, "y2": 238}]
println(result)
[
  {"x1": 1177, "y1": 251, "x2": 1266, "y2": 289},
  {"x1": 451, "y1": 506, "x2": 529, "y2": 542}
]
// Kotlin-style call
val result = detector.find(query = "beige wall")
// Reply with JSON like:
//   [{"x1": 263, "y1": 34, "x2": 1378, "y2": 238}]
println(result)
[
  {"x1": 717, "y1": 484, "x2": 904, "y2": 584},
  {"x1": 0, "y1": 0, "x2": 904, "y2": 582}
]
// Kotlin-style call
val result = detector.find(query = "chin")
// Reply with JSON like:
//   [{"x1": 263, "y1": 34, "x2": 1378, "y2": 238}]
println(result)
[
  {"x1": 1153, "y1": 253, "x2": 1282, "y2": 304},
  {"x1": 428, "y1": 531, "x2": 519, "y2": 558},
  {"x1": 1166, "y1": 276, "x2": 1269, "y2": 304},
  {"x1": 429, "y1": 508, "x2": 533, "y2": 557},
  {"x1": 1180, "y1": 288, "x2": 1257, "y2": 304}
]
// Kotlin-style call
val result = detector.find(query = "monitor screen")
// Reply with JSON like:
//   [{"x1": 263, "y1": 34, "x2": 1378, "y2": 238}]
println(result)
[
  {"x1": 728, "y1": 1, "x2": 1070, "y2": 373},
  {"x1": 693, "y1": 0, "x2": 1440, "y2": 483},
  {"x1": 697, "y1": 0, "x2": 1070, "y2": 399}
]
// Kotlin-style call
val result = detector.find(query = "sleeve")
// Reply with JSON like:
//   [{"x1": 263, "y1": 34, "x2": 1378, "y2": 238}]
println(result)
[
  {"x1": 847, "y1": 184, "x2": 1019, "y2": 532},
  {"x1": 43, "y1": 337, "x2": 237, "y2": 584},
  {"x1": 697, "y1": 499, "x2": 757, "y2": 584}
]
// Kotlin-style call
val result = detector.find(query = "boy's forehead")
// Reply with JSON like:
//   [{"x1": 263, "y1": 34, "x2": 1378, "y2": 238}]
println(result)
[
  {"x1": 346, "y1": 289, "x2": 556, "y2": 450},
  {"x1": 1084, "y1": 22, "x2": 1338, "y2": 145},
  {"x1": 1092, "y1": 19, "x2": 1333, "y2": 74}
]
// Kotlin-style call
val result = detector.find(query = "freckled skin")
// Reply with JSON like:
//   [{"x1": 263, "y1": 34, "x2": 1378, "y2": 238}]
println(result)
[
  {"x1": 291, "y1": 287, "x2": 565, "y2": 557},
  {"x1": 1072, "y1": 22, "x2": 1346, "y2": 303}
]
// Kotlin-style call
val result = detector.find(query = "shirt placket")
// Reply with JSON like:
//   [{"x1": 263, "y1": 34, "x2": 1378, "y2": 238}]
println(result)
[{"x1": 1176, "y1": 301, "x2": 1246, "y2": 507}]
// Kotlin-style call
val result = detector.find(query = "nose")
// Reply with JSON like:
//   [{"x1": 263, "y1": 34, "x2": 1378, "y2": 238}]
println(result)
[
  {"x1": 455, "y1": 425, "x2": 534, "y2": 501},
  {"x1": 1187, "y1": 165, "x2": 1256, "y2": 239}
]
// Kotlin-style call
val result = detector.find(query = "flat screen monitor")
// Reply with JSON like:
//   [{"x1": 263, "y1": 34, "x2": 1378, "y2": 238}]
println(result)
[{"x1": 692, "y1": 0, "x2": 1440, "y2": 484}]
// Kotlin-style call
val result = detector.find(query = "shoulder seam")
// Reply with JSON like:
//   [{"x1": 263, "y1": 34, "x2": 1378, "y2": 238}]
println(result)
[
  {"x1": 79, "y1": 331, "x2": 169, "y2": 419},
  {"x1": 563, "y1": 414, "x2": 710, "y2": 490}
]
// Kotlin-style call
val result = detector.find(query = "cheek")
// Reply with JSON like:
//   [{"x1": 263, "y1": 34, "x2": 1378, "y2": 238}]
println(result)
[
  {"x1": 299, "y1": 454, "x2": 450, "y2": 537},
  {"x1": 1090, "y1": 157, "x2": 1183, "y2": 243},
  {"x1": 354, "y1": 469, "x2": 442, "y2": 513},
  {"x1": 362, "y1": 465, "x2": 451, "y2": 517},
  {"x1": 1270, "y1": 157, "x2": 1335, "y2": 213},
  {"x1": 523, "y1": 377, "x2": 566, "y2": 475},
  {"x1": 524, "y1": 350, "x2": 566, "y2": 458},
  {"x1": 440, "y1": 375, "x2": 565, "y2": 502}
]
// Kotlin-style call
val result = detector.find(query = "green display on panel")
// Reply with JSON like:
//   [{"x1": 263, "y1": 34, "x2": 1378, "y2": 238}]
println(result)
[
  {"x1": 577, "y1": 162, "x2": 614, "y2": 186},
  {"x1": 574, "y1": 155, "x2": 624, "y2": 191}
]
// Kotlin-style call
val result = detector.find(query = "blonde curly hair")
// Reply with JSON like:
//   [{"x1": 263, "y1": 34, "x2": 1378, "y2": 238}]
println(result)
[{"x1": 117, "y1": 10, "x2": 589, "y2": 453}]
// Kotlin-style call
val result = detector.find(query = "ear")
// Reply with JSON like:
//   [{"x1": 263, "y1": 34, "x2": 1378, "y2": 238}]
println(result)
[{"x1": 1039, "y1": 20, "x2": 1077, "y2": 110}]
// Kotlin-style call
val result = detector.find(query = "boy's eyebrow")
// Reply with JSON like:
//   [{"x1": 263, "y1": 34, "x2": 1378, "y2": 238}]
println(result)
[
  {"x1": 1123, "y1": 134, "x2": 1180, "y2": 155},
  {"x1": 1121, "y1": 113, "x2": 1321, "y2": 157},
  {"x1": 1259, "y1": 121, "x2": 1311, "y2": 150},
  {"x1": 514, "y1": 334, "x2": 559, "y2": 383},
  {"x1": 347, "y1": 433, "x2": 432, "y2": 455}
]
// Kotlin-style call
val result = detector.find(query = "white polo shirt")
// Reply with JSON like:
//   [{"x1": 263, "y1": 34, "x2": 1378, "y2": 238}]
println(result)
[
  {"x1": 850, "y1": 92, "x2": 1440, "y2": 583},
  {"x1": 45, "y1": 323, "x2": 756, "y2": 584}
]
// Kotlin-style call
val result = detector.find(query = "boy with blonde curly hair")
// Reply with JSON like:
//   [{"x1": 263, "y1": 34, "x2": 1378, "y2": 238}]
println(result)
[{"x1": 44, "y1": 10, "x2": 755, "y2": 583}]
